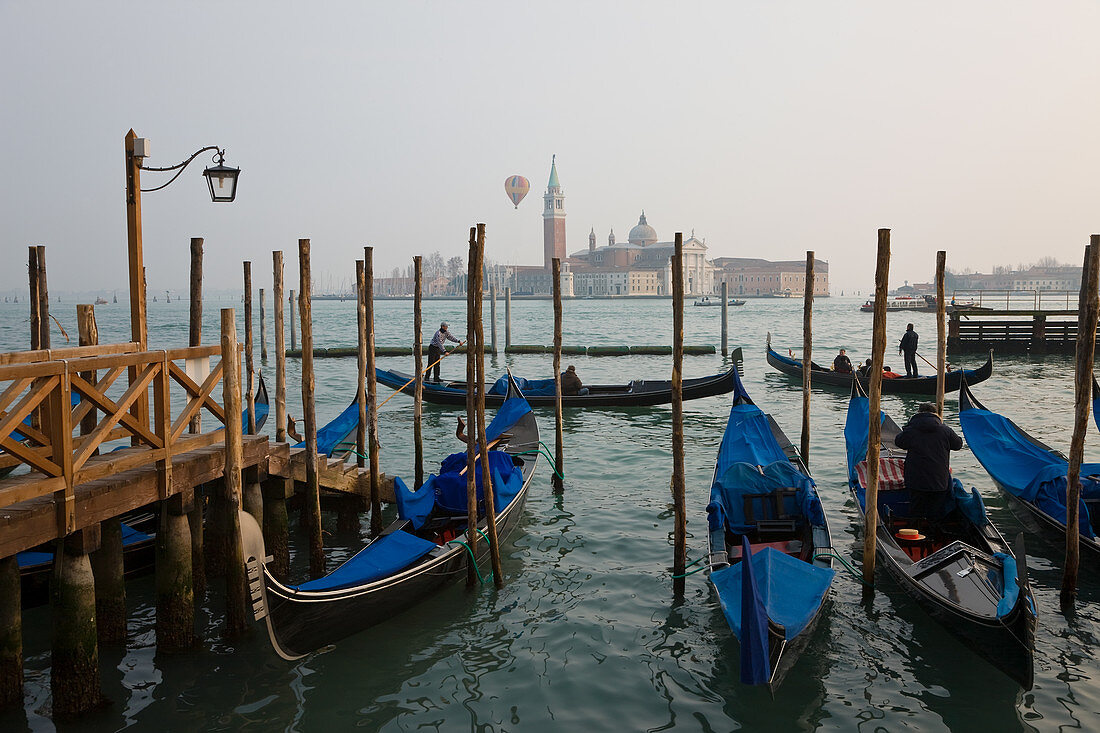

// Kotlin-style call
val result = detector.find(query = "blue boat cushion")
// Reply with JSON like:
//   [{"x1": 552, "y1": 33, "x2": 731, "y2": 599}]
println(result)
[
  {"x1": 711, "y1": 546, "x2": 835, "y2": 640},
  {"x1": 292, "y1": 530, "x2": 438, "y2": 592},
  {"x1": 707, "y1": 460, "x2": 819, "y2": 533},
  {"x1": 393, "y1": 475, "x2": 436, "y2": 530},
  {"x1": 716, "y1": 404, "x2": 789, "y2": 474},
  {"x1": 854, "y1": 478, "x2": 983, "y2": 523},
  {"x1": 489, "y1": 375, "x2": 557, "y2": 397},
  {"x1": 993, "y1": 552, "x2": 1019, "y2": 620},
  {"x1": 433, "y1": 450, "x2": 523, "y2": 516},
  {"x1": 121, "y1": 522, "x2": 151, "y2": 546}
]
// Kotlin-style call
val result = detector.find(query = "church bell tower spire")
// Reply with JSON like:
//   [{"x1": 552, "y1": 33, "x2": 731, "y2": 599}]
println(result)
[{"x1": 543, "y1": 155, "x2": 566, "y2": 270}]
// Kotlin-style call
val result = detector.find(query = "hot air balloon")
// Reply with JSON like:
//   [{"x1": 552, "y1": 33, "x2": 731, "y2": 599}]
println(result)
[{"x1": 504, "y1": 175, "x2": 530, "y2": 209}]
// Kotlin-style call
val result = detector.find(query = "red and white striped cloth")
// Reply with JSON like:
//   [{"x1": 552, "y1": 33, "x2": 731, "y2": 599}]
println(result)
[{"x1": 855, "y1": 457, "x2": 907, "y2": 490}]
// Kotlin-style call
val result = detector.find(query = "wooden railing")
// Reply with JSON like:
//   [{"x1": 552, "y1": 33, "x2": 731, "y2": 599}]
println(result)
[{"x1": 0, "y1": 343, "x2": 232, "y2": 535}]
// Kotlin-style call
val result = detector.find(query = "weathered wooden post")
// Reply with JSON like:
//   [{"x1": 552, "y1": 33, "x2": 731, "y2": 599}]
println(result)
[
  {"x1": 505, "y1": 286, "x2": 512, "y2": 349},
  {"x1": 28, "y1": 246, "x2": 41, "y2": 349},
  {"x1": 259, "y1": 288, "x2": 268, "y2": 362},
  {"x1": 801, "y1": 252, "x2": 814, "y2": 466},
  {"x1": 0, "y1": 555, "x2": 21, "y2": 708},
  {"x1": 490, "y1": 283, "x2": 498, "y2": 356},
  {"x1": 186, "y1": 238, "x2": 207, "y2": 597},
  {"x1": 935, "y1": 251, "x2": 947, "y2": 416},
  {"x1": 552, "y1": 258, "x2": 565, "y2": 492},
  {"x1": 721, "y1": 280, "x2": 729, "y2": 357},
  {"x1": 464, "y1": 228, "x2": 480, "y2": 586},
  {"x1": 365, "y1": 247, "x2": 383, "y2": 535},
  {"x1": 413, "y1": 255, "x2": 424, "y2": 488},
  {"x1": 356, "y1": 260, "x2": 368, "y2": 469},
  {"x1": 299, "y1": 240, "x2": 325, "y2": 578},
  {"x1": 52, "y1": 528, "x2": 104, "y2": 718},
  {"x1": 265, "y1": 250, "x2": 291, "y2": 580},
  {"x1": 220, "y1": 308, "x2": 250, "y2": 636},
  {"x1": 671, "y1": 234, "x2": 687, "y2": 596},
  {"x1": 244, "y1": 261, "x2": 256, "y2": 435},
  {"x1": 289, "y1": 290, "x2": 298, "y2": 352},
  {"x1": 474, "y1": 225, "x2": 504, "y2": 586},
  {"x1": 863, "y1": 229, "x2": 891, "y2": 586},
  {"x1": 155, "y1": 494, "x2": 194, "y2": 650},
  {"x1": 1062, "y1": 238, "x2": 1100, "y2": 609},
  {"x1": 35, "y1": 246, "x2": 50, "y2": 351}
]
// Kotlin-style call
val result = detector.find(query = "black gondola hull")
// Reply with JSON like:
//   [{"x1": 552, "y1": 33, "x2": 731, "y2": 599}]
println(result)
[{"x1": 767, "y1": 347, "x2": 993, "y2": 395}]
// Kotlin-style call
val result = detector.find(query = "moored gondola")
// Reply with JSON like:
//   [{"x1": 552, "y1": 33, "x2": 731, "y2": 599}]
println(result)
[
  {"x1": 375, "y1": 348, "x2": 742, "y2": 408},
  {"x1": 846, "y1": 381, "x2": 1036, "y2": 689},
  {"x1": 766, "y1": 335, "x2": 992, "y2": 396},
  {"x1": 239, "y1": 374, "x2": 539, "y2": 660},
  {"x1": 706, "y1": 366, "x2": 834, "y2": 691},
  {"x1": 960, "y1": 377, "x2": 1100, "y2": 559}
]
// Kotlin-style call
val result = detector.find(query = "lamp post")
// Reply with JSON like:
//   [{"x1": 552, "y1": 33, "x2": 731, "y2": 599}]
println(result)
[{"x1": 123, "y1": 129, "x2": 240, "y2": 425}]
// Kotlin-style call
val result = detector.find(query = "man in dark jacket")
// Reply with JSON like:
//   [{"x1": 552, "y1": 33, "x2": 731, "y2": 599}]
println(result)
[
  {"x1": 899, "y1": 323, "x2": 919, "y2": 377},
  {"x1": 561, "y1": 365, "x2": 588, "y2": 396},
  {"x1": 832, "y1": 348, "x2": 853, "y2": 374},
  {"x1": 894, "y1": 402, "x2": 963, "y2": 522}
]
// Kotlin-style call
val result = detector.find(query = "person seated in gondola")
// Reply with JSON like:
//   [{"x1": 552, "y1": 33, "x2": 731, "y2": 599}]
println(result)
[
  {"x1": 832, "y1": 349, "x2": 853, "y2": 374},
  {"x1": 561, "y1": 365, "x2": 589, "y2": 396},
  {"x1": 895, "y1": 402, "x2": 963, "y2": 526},
  {"x1": 882, "y1": 365, "x2": 902, "y2": 379},
  {"x1": 857, "y1": 358, "x2": 873, "y2": 378}
]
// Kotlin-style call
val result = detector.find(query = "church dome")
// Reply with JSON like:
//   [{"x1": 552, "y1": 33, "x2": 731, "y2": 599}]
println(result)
[{"x1": 627, "y1": 211, "x2": 658, "y2": 246}]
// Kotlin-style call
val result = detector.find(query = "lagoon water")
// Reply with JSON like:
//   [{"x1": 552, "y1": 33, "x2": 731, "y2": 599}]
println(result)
[{"x1": 2, "y1": 295, "x2": 1099, "y2": 732}]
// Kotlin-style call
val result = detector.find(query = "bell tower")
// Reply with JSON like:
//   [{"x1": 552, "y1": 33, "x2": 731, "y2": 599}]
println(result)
[{"x1": 543, "y1": 155, "x2": 566, "y2": 269}]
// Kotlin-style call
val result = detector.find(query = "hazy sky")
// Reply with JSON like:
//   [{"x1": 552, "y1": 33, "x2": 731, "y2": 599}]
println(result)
[{"x1": 3, "y1": 1, "x2": 1099, "y2": 296}]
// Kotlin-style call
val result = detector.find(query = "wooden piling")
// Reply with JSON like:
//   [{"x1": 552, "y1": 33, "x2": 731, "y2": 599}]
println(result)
[
  {"x1": 259, "y1": 288, "x2": 268, "y2": 362},
  {"x1": 365, "y1": 247, "x2": 382, "y2": 536},
  {"x1": 155, "y1": 497, "x2": 194, "y2": 651},
  {"x1": 298, "y1": 241, "x2": 325, "y2": 578},
  {"x1": 242, "y1": 466, "x2": 263, "y2": 527},
  {"x1": 474, "y1": 225, "x2": 504, "y2": 586},
  {"x1": 671, "y1": 234, "x2": 686, "y2": 596},
  {"x1": 721, "y1": 280, "x2": 728, "y2": 357},
  {"x1": 187, "y1": 238, "x2": 206, "y2": 597},
  {"x1": 34, "y1": 246, "x2": 50, "y2": 350},
  {"x1": 801, "y1": 252, "x2": 814, "y2": 466},
  {"x1": 220, "y1": 308, "x2": 250, "y2": 636},
  {"x1": 289, "y1": 290, "x2": 298, "y2": 352},
  {"x1": 266, "y1": 250, "x2": 291, "y2": 580},
  {"x1": 490, "y1": 283, "x2": 498, "y2": 356},
  {"x1": 464, "y1": 228, "x2": 480, "y2": 586},
  {"x1": 356, "y1": 260, "x2": 368, "y2": 469},
  {"x1": 413, "y1": 256, "x2": 424, "y2": 489},
  {"x1": 552, "y1": 259, "x2": 565, "y2": 493},
  {"x1": 51, "y1": 528, "x2": 104, "y2": 718},
  {"x1": 862, "y1": 229, "x2": 891, "y2": 586},
  {"x1": 0, "y1": 556, "x2": 22, "y2": 709},
  {"x1": 244, "y1": 262, "x2": 256, "y2": 434},
  {"x1": 505, "y1": 286, "x2": 512, "y2": 349},
  {"x1": 1062, "y1": 238, "x2": 1100, "y2": 609},
  {"x1": 935, "y1": 251, "x2": 947, "y2": 416},
  {"x1": 28, "y1": 247, "x2": 43, "y2": 349}
]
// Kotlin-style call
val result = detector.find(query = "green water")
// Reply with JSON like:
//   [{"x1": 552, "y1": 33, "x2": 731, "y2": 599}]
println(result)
[{"x1": 2, "y1": 296, "x2": 1098, "y2": 732}]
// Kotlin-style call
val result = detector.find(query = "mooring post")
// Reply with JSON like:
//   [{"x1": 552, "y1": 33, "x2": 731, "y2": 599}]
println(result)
[
  {"x1": 365, "y1": 247, "x2": 382, "y2": 536},
  {"x1": 505, "y1": 286, "x2": 512, "y2": 349},
  {"x1": 265, "y1": 250, "x2": 291, "y2": 580},
  {"x1": 355, "y1": 260, "x2": 368, "y2": 469},
  {"x1": 34, "y1": 246, "x2": 50, "y2": 351},
  {"x1": 464, "y1": 228, "x2": 480, "y2": 586},
  {"x1": 0, "y1": 556, "x2": 22, "y2": 709},
  {"x1": 259, "y1": 287, "x2": 268, "y2": 362},
  {"x1": 28, "y1": 246, "x2": 41, "y2": 349},
  {"x1": 413, "y1": 255, "x2": 424, "y2": 489},
  {"x1": 490, "y1": 283, "x2": 498, "y2": 356},
  {"x1": 244, "y1": 262, "x2": 256, "y2": 434},
  {"x1": 155, "y1": 494, "x2": 195, "y2": 651},
  {"x1": 801, "y1": 252, "x2": 814, "y2": 467},
  {"x1": 52, "y1": 527, "x2": 104, "y2": 718},
  {"x1": 299, "y1": 240, "x2": 325, "y2": 578},
  {"x1": 863, "y1": 229, "x2": 891, "y2": 587},
  {"x1": 935, "y1": 251, "x2": 947, "y2": 416},
  {"x1": 475, "y1": 225, "x2": 504, "y2": 586},
  {"x1": 1062, "y1": 238, "x2": 1100, "y2": 610},
  {"x1": 242, "y1": 465, "x2": 263, "y2": 529},
  {"x1": 552, "y1": 259, "x2": 565, "y2": 492},
  {"x1": 187, "y1": 238, "x2": 207, "y2": 597},
  {"x1": 721, "y1": 280, "x2": 728, "y2": 357},
  {"x1": 671, "y1": 234, "x2": 687, "y2": 596},
  {"x1": 289, "y1": 290, "x2": 298, "y2": 352},
  {"x1": 220, "y1": 308, "x2": 249, "y2": 636}
]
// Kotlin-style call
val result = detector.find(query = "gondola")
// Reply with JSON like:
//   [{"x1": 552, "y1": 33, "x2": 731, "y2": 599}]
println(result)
[
  {"x1": 239, "y1": 374, "x2": 539, "y2": 660},
  {"x1": 694, "y1": 297, "x2": 745, "y2": 307},
  {"x1": 960, "y1": 378, "x2": 1100, "y2": 559},
  {"x1": 375, "y1": 349, "x2": 742, "y2": 408},
  {"x1": 706, "y1": 365, "x2": 834, "y2": 691},
  {"x1": 1093, "y1": 375, "x2": 1100, "y2": 435},
  {"x1": 766, "y1": 336, "x2": 992, "y2": 395},
  {"x1": 845, "y1": 380, "x2": 1036, "y2": 689}
]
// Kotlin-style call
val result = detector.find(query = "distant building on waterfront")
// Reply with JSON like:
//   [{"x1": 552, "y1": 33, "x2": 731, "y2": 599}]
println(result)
[
  {"x1": 945, "y1": 264, "x2": 1081, "y2": 292},
  {"x1": 711, "y1": 257, "x2": 829, "y2": 297}
]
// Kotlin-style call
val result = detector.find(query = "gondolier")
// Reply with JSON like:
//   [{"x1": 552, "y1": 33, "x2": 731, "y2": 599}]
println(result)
[
  {"x1": 428, "y1": 322, "x2": 461, "y2": 382},
  {"x1": 894, "y1": 402, "x2": 963, "y2": 522},
  {"x1": 899, "y1": 323, "x2": 919, "y2": 377}
]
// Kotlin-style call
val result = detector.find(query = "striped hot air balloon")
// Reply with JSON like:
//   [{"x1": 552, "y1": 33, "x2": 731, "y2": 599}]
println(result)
[{"x1": 504, "y1": 175, "x2": 530, "y2": 209}]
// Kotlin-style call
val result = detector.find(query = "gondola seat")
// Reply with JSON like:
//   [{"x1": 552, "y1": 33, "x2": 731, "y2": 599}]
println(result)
[{"x1": 290, "y1": 530, "x2": 439, "y2": 592}]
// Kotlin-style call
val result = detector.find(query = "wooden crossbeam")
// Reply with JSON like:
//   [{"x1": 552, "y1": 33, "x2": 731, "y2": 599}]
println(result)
[
  {"x1": 70, "y1": 371, "x2": 161, "y2": 450},
  {"x1": 167, "y1": 359, "x2": 226, "y2": 441},
  {"x1": 69, "y1": 365, "x2": 125, "y2": 426},
  {"x1": 0, "y1": 377, "x2": 34, "y2": 416},
  {"x1": 0, "y1": 432, "x2": 61, "y2": 476},
  {"x1": 0, "y1": 377, "x2": 57, "y2": 455},
  {"x1": 72, "y1": 363, "x2": 160, "y2": 470}
]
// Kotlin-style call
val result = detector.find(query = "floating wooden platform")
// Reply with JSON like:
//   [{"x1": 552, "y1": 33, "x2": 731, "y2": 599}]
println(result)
[{"x1": 948, "y1": 309, "x2": 1098, "y2": 354}]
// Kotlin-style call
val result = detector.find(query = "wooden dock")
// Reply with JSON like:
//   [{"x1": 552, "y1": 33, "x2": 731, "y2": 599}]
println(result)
[{"x1": 948, "y1": 309, "x2": 1098, "y2": 354}]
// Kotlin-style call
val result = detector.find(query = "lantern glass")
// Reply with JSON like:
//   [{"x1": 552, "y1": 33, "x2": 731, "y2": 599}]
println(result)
[{"x1": 202, "y1": 164, "x2": 240, "y2": 202}]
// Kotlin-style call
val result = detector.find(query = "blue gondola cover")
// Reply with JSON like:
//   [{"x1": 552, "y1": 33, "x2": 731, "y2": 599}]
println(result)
[
  {"x1": 393, "y1": 476, "x2": 436, "y2": 530},
  {"x1": 292, "y1": 530, "x2": 438, "y2": 592}
]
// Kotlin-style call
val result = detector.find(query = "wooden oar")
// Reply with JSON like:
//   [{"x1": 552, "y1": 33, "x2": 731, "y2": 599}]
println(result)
[
  {"x1": 915, "y1": 351, "x2": 938, "y2": 371},
  {"x1": 377, "y1": 340, "x2": 467, "y2": 410}
]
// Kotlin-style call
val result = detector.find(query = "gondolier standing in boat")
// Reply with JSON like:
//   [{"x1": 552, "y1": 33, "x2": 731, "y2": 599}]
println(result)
[
  {"x1": 895, "y1": 402, "x2": 963, "y2": 524},
  {"x1": 899, "y1": 323, "x2": 919, "y2": 377},
  {"x1": 428, "y1": 322, "x2": 462, "y2": 382}
]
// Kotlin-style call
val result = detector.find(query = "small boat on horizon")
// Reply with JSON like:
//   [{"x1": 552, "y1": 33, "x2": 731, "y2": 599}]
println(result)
[
  {"x1": 95, "y1": 296, "x2": 108, "y2": 305},
  {"x1": 859, "y1": 295, "x2": 934, "y2": 312},
  {"x1": 694, "y1": 296, "x2": 745, "y2": 307}
]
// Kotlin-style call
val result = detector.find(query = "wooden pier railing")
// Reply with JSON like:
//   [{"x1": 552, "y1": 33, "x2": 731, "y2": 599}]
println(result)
[{"x1": 948, "y1": 309, "x2": 1100, "y2": 354}]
